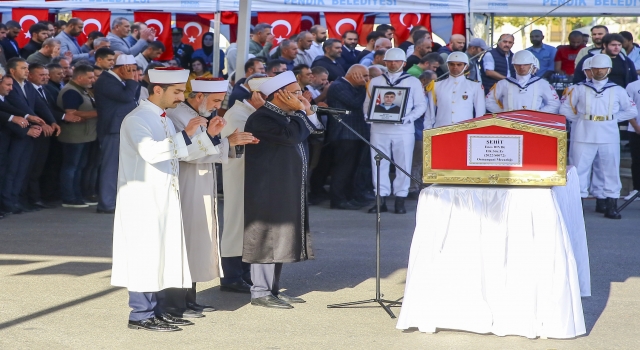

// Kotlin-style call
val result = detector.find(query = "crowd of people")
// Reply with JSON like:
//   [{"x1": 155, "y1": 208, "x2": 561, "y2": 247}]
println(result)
[
  {"x1": 1, "y1": 13, "x2": 640, "y2": 332},
  {"x1": 1, "y1": 18, "x2": 639, "y2": 220}
]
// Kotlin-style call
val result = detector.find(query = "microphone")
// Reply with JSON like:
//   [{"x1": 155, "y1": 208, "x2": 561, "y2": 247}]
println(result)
[{"x1": 311, "y1": 105, "x2": 352, "y2": 115}]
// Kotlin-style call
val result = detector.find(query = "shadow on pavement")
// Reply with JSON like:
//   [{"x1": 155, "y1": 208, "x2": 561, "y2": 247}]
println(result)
[{"x1": 579, "y1": 201, "x2": 640, "y2": 334}]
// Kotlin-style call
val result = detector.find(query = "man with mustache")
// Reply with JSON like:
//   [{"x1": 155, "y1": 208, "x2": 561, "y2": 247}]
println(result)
[{"x1": 111, "y1": 67, "x2": 227, "y2": 332}]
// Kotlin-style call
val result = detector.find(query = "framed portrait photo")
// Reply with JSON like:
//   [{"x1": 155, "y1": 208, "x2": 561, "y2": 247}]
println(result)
[{"x1": 367, "y1": 86, "x2": 410, "y2": 124}]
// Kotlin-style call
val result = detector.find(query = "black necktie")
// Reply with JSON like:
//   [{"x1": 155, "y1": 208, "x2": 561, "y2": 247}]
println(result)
[{"x1": 38, "y1": 87, "x2": 46, "y2": 100}]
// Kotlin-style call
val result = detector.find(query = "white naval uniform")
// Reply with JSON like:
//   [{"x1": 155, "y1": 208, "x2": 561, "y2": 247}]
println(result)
[
  {"x1": 166, "y1": 102, "x2": 232, "y2": 282},
  {"x1": 111, "y1": 100, "x2": 220, "y2": 293},
  {"x1": 364, "y1": 71, "x2": 428, "y2": 197},
  {"x1": 560, "y1": 79, "x2": 638, "y2": 198},
  {"x1": 486, "y1": 74, "x2": 561, "y2": 114},
  {"x1": 425, "y1": 75, "x2": 485, "y2": 129}
]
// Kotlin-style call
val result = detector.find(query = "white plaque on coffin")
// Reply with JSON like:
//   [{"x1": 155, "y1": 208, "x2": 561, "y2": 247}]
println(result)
[{"x1": 467, "y1": 134, "x2": 523, "y2": 167}]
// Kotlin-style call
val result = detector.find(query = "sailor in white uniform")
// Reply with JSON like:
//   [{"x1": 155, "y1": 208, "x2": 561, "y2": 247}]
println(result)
[
  {"x1": 486, "y1": 50, "x2": 560, "y2": 114},
  {"x1": 425, "y1": 52, "x2": 485, "y2": 129},
  {"x1": 560, "y1": 54, "x2": 638, "y2": 219},
  {"x1": 363, "y1": 48, "x2": 427, "y2": 214}
]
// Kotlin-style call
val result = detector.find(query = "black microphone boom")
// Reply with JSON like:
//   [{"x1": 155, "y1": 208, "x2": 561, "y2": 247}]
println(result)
[{"x1": 311, "y1": 105, "x2": 352, "y2": 115}]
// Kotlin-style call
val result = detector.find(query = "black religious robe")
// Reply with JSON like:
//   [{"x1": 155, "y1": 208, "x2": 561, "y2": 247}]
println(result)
[{"x1": 242, "y1": 102, "x2": 322, "y2": 264}]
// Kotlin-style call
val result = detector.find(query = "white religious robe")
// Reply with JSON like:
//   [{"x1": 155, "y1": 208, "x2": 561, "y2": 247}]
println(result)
[
  {"x1": 111, "y1": 100, "x2": 219, "y2": 292},
  {"x1": 220, "y1": 100, "x2": 256, "y2": 257},
  {"x1": 166, "y1": 102, "x2": 230, "y2": 282},
  {"x1": 486, "y1": 74, "x2": 561, "y2": 114}
]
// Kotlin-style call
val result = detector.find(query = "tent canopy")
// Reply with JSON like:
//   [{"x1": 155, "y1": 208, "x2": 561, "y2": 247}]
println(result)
[
  {"x1": 0, "y1": 0, "x2": 468, "y2": 13},
  {"x1": 219, "y1": 0, "x2": 467, "y2": 13},
  {"x1": 470, "y1": 0, "x2": 640, "y2": 16}
]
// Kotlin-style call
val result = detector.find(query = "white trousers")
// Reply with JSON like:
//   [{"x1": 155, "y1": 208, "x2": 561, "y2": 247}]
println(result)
[
  {"x1": 569, "y1": 142, "x2": 621, "y2": 198},
  {"x1": 589, "y1": 157, "x2": 604, "y2": 199},
  {"x1": 370, "y1": 133, "x2": 415, "y2": 197}
]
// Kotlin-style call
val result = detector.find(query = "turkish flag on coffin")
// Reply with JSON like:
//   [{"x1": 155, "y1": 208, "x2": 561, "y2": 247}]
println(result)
[
  {"x1": 176, "y1": 14, "x2": 213, "y2": 51},
  {"x1": 325, "y1": 13, "x2": 364, "y2": 41},
  {"x1": 12, "y1": 8, "x2": 49, "y2": 48},
  {"x1": 389, "y1": 13, "x2": 432, "y2": 45},
  {"x1": 134, "y1": 12, "x2": 173, "y2": 61},
  {"x1": 257, "y1": 12, "x2": 301, "y2": 46},
  {"x1": 72, "y1": 11, "x2": 111, "y2": 46}
]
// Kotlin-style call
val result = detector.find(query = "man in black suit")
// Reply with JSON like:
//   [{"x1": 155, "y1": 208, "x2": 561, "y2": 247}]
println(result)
[
  {"x1": 40, "y1": 63, "x2": 67, "y2": 203},
  {"x1": 23, "y1": 63, "x2": 63, "y2": 209},
  {"x1": 338, "y1": 30, "x2": 361, "y2": 72},
  {"x1": 1, "y1": 21, "x2": 22, "y2": 61},
  {"x1": 1, "y1": 58, "x2": 55, "y2": 214},
  {"x1": 0, "y1": 69, "x2": 36, "y2": 218},
  {"x1": 93, "y1": 55, "x2": 139, "y2": 214}
]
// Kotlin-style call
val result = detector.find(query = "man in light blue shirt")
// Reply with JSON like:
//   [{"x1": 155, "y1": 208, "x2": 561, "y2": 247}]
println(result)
[{"x1": 527, "y1": 30, "x2": 557, "y2": 79}]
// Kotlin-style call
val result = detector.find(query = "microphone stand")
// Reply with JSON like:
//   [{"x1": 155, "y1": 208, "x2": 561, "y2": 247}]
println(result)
[
  {"x1": 325, "y1": 112, "x2": 422, "y2": 319},
  {"x1": 618, "y1": 191, "x2": 640, "y2": 213}
]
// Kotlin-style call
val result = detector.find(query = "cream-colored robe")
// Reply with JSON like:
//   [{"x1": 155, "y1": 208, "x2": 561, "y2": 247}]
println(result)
[
  {"x1": 166, "y1": 102, "x2": 231, "y2": 282},
  {"x1": 111, "y1": 100, "x2": 219, "y2": 292},
  {"x1": 220, "y1": 101, "x2": 256, "y2": 257}
]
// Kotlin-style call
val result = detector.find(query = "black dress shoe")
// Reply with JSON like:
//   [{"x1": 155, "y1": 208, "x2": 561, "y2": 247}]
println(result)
[
  {"x1": 368, "y1": 197, "x2": 387, "y2": 213},
  {"x1": 128, "y1": 318, "x2": 181, "y2": 332},
  {"x1": 156, "y1": 313, "x2": 194, "y2": 326},
  {"x1": 187, "y1": 302, "x2": 216, "y2": 312},
  {"x1": 31, "y1": 201, "x2": 55, "y2": 209},
  {"x1": 165, "y1": 307, "x2": 205, "y2": 319},
  {"x1": 330, "y1": 200, "x2": 362, "y2": 210},
  {"x1": 277, "y1": 293, "x2": 306, "y2": 303},
  {"x1": 220, "y1": 280, "x2": 252, "y2": 293},
  {"x1": 395, "y1": 196, "x2": 407, "y2": 214},
  {"x1": 308, "y1": 191, "x2": 329, "y2": 205},
  {"x1": 595, "y1": 198, "x2": 606, "y2": 213},
  {"x1": 96, "y1": 208, "x2": 115, "y2": 214},
  {"x1": 243, "y1": 276, "x2": 253, "y2": 286},
  {"x1": 251, "y1": 295, "x2": 293, "y2": 309},
  {"x1": 604, "y1": 197, "x2": 622, "y2": 219},
  {"x1": 11, "y1": 206, "x2": 24, "y2": 214}
]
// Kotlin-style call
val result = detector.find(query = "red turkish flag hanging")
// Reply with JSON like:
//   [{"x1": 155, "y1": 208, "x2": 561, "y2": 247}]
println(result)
[
  {"x1": 72, "y1": 11, "x2": 111, "y2": 46},
  {"x1": 452, "y1": 14, "x2": 466, "y2": 37},
  {"x1": 358, "y1": 14, "x2": 376, "y2": 47},
  {"x1": 176, "y1": 14, "x2": 213, "y2": 51},
  {"x1": 257, "y1": 12, "x2": 302, "y2": 47},
  {"x1": 300, "y1": 13, "x2": 320, "y2": 32},
  {"x1": 134, "y1": 12, "x2": 173, "y2": 61},
  {"x1": 389, "y1": 13, "x2": 432, "y2": 45},
  {"x1": 325, "y1": 13, "x2": 364, "y2": 41},
  {"x1": 12, "y1": 8, "x2": 49, "y2": 48}
]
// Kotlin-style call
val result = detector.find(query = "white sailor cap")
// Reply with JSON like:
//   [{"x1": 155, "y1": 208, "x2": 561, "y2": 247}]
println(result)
[
  {"x1": 190, "y1": 77, "x2": 229, "y2": 93},
  {"x1": 259, "y1": 71, "x2": 297, "y2": 96},
  {"x1": 148, "y1": 67, "x2": 190, "y2": 84},
  {"x1": 115, "y1": 54, "x2": 136, "y2": 66}
]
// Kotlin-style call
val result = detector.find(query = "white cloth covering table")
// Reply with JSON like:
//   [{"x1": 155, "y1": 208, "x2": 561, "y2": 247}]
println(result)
[{"x1": 396, "y1": 167, "x2": 588, "y2": 339}]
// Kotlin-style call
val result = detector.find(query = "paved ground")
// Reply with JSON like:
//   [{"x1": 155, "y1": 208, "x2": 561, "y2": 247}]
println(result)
[{"x1": 0, "y1": 196, "x2": 639, "y2": 349}]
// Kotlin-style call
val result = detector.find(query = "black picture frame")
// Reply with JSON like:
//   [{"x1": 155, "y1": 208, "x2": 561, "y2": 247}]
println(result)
[{"x1": 367, "y1": 86, "x2": 410, "y2": 124}]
